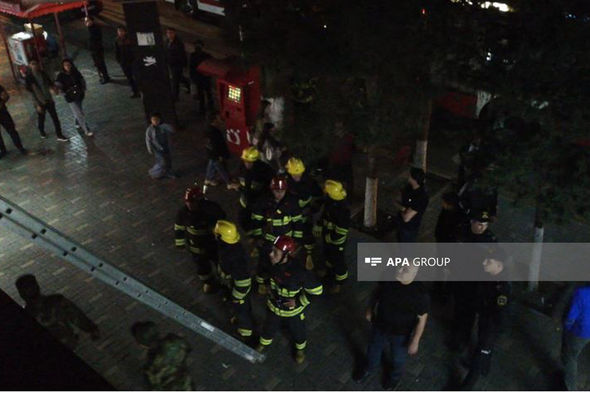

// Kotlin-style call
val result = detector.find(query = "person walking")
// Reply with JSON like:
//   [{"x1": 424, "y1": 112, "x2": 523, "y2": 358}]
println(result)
[
  {"x1": 353, "y1": 265, "x2": 429, "y2": 390},
  {"x1": 203, "y1": 113, "x2": 230, "y2": 189},
  {"x1": 0, "y1": 84, "x2": 27, "y2": 158},
  {"x1": 115, "y1": 25, "x2": 140, "y2": 98},
  {"x1": 165, "y1": 27, "x2": 190, "y2": 102},
  {"x1": 561, "y1": 285, "x2": 590, "y2": 391},
  {"x1": 15, "y1": 274, "x2": 100, "y2": 349},
  {"x1": 24, "y1": 59, "x2": 67, "y2": 141},
  {"x1": 131, "y1": 321, "x2": 193, "y2": 390},
  {"x1": 145, "y1": 112, "x2": 176, "y2": 179},
  {"x1": 188, "y1": 40, "x2": 212, "y2": 115},
  {"x1": 396, "y1": 167, "x2": 429, "y2": 242},
  {"x1": 85, "y1": 16, "x2": 110, "y2": 84},
  {"x1": 55, "y1": 59, "x2": 94, "y2": 136}
]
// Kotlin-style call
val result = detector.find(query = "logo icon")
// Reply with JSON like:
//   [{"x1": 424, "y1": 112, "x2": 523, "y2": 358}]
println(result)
[{"x1": 364, "y1": 257, "x2": 382, "y2": 267}]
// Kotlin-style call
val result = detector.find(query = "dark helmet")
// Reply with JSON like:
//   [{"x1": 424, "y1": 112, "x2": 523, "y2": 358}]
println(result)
[
  {"x1": 270, "y1": 176, "x2": 288, "y2": 191},
  {"x1": 184, "y1": 186, "x2": 203, "y2": 205},
  {"x1": 273, "y1": 235, "x2": 298, "y2": 256}
]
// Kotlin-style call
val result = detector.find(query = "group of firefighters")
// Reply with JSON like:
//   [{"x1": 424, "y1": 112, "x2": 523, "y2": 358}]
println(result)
[{"x1": 174, "y1": 146, "x2": 350, "y2": 364}]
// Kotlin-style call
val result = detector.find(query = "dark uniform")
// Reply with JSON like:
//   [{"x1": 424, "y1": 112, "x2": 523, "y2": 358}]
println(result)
[
  {"x1": 166, "y1": 35, "x2": 190, "y2": 101},
  {"x1": 237, "y1": 160, "x2": 275, "y2": 230},
  {"x1": 398, "y1": 184, "x2": 429, "y2": 242},
  {"x1": 0, "y1": 85, "x2": 26, "y2": 157},
  {"x1": 217, "y1": 241, "x2": 254, "y2": 338},
  {"x1": 460, "y1": 276, "x2": 511, "y2": 390},
  {"x1": 175, "y1": 200, "x2": 226, "y2": 285},
  {"x1": 320, "y1": 197, "x2": 351, "y2": 284},
  {"x1": 259, "y1": 256, "x2": 323, "y2": 350},
  {"x1": 26, "y1": 294, "x2": 98, "y2": 349},
  {"x1": 114, "y1": 33, "x2": 139, "y2": 96},
  {"x1": 144, "y1": 333, "x2": 193, "y2": 390},
  {"x1": 87, "y1": 23, "x2": 110, "y2": 83},
  {"x1": 458, "y1": 176, "x2": 498, "y2": 223},
  {"x1": 249, "y1": 194, "x2": 304, "y2": 285},
  {"x1": 287, "y1": 174, "x2": 323, "y2": 253},
  {"x1": 188, "y1": 45, "x2": 213, "y2": 114}
]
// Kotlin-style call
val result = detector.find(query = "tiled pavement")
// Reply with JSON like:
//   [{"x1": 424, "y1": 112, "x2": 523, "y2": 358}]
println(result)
[{"x1": 1, "y1": 18, "x2": 589, "y2": 391}]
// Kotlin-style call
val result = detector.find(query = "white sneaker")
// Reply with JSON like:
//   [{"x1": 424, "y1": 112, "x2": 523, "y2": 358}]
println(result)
[
  {"x1": 57, "y1": 136, "x2": 69, "y2": 142},
  {"x1": 85, "y1": 131, "x2": 94, "y2": 137}
]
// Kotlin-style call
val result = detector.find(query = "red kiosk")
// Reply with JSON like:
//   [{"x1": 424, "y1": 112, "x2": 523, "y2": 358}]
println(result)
[{"x1": 198, "y1": 57, "x2": 261, "y2": 155}]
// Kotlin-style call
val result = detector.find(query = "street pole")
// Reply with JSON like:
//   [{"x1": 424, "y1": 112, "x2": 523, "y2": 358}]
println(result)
[
  {"x1": 28, "y1": 19, "x2": 43, "y2": 69},
  {"x1": 0, "y1": 24, "x2": 18, "y2": 83}
]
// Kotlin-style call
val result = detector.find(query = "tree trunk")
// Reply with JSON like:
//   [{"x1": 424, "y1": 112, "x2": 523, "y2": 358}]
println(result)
[
  {"x1": 528, "y1": 202, "x2": 545, "y2": 291},
  {"x1": 413, "y1": 98, "x2": 432, "y2": 171},
  {"x1": 364, "y1": 147, "x2": 378, "y2": 228}
]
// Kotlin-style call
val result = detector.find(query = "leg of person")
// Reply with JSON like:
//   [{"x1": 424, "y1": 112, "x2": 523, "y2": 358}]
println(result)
[
  {"x1": 331, "y1": 244, "x2": 348, "y2": 293},
  {"x1": 96, "y1": 49, "x2": 110, "y2": 82},
  {"x1": 0, "y1": 109, "x2": 26, "y2": 153},
  {"x1": 258, "y1": 309, "x2": 281, "y2": 351},
  {"x1": 288, "y1": 312, "x2": 307, "y2": 363},
  {"x1": 255, "y1": 244, "x2": 272, "y2": 294},
  {"x1": 46, "y1": 102, "x2": 66, "y2": 139},
  {"x1": 388, "y1": 335, "x2": 409, "y2": 387},
  {"x1": 459, "y1": 345, "x2": 492, "y2": 390},
  {"x1": 162, "y1": 150, "x2": 176, "y2": 178},
  {"x1": 37, "y1": 105, "x2": 47, "y2": 137},
  {"x1": 354, "y1": 325, "x2": 388, "y2": 383},
  {"x1": 192, "y1": 253, "x2": 213, "y2": 293},
  {"x1": 562, "y1": 331, "x2": 590, "y2": 391},
  {"x1": 149, "y1": 151, "x2": 166, "y2": 178},
  {"x1": 170, "y1": 67, "x2": 181, "y2": 101},
  {"x1": 205, "y1": 159, "x2": 216, "y2": 182},
  {"x1": 0, "y1": 129, "x2": 7, "y2": 156},
  {"x1": 234, "y1": 297, "x2": 254, "y2": 339},
  {"x1": 212, "y1": 160, "x2": 230, "y2": 184},
  {"x1": 69, "y1": 101, "x2": 92, "y2": 136},
  {"x1": 122, "y1": 65, "x2": 139, "y2": 96},
  {"x1": 91, "y1": 51, "x2": 102, "y2": 80}
]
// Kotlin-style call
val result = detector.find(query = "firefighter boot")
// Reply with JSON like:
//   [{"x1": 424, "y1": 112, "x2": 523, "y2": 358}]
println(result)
[{"x1": 295, "y1": 349, "x2": 305, "y2": 364}]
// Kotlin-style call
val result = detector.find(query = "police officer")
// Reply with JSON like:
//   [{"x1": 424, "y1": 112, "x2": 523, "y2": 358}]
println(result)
[
  {"x1": 131, "y1": 321, "x2": 193, "y2": 390},
  {"x1": 397, "y1": 167, "x2": 429, "y2": 242},
  {"x1": 214, "y1": 220, "x2": 254, "y2": 340},
  {"x1": 175, "y1": 186, "x2": 226, "y2": 293},
  {"x1": 15, "y1": 274, "x2": 100, "y2": 349},
  {"x1": 285, "y1": 157, "x2": 323, "y2": 270},
  {"x1": 228, "y1": 147, "x2": 275, "y2": 231},
  {"x1": 458, "y1": 248, "x2": 511, "y2": 390},
  {"x1": 249, "y1": 175, "x2": 304, "y2": 295},
  {"x1": 461, "y1": 209, "x2": 498, "y2": 243},
  {"x1": 256, "y1": 235, "x2": 323, "y2": 364},
  {"x1": 316, "y1": 179, "x2": 350, "y2": 294}
]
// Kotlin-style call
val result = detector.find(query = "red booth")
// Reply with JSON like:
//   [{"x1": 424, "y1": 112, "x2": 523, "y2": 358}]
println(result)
[{"x1": 197, "y1": 57, "x2": 261, "y2": 155}]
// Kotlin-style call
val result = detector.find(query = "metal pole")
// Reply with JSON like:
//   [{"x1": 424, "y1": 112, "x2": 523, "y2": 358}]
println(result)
[
  {"x1": 53, "y1": 12, "x2": 67, "y2": 58},
  {"x1": 0, "y1": 24, "x2": 18, "y2": 83}
]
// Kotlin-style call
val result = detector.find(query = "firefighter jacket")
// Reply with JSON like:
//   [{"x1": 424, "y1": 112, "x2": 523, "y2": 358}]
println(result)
[
  {"x1": 249, "y1": 194, "x2": 304, "y2": 244},
  {"x1": 238, "y1": 161, "x2": 275, "y2": 209},
  {"x1": 321, "y1": 199, "x2": 351, "y2": 247},
  {"x1": 287, "y1": 174, "x2": 323, "y2": 213},
  {"x1": 475, "y1": 276, "x2": 511, "y2": 350},
  {"x1": 217, "y1": 242, "x2": 252, "y2": 303},
  {"x1": 174, "y1": 200, "x2": 226, "y2": 255},
  {"x1": 267, "y1": 258, "x2": 323, "y2": 317}
]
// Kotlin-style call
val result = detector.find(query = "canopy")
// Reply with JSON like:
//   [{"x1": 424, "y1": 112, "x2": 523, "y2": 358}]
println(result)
[{"x1": 0, "y1": 0, "x2": 86, "y2": 19}]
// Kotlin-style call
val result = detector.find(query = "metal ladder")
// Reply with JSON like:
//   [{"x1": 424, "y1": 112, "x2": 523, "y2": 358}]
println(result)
[{"x1": 0, "y1": 195, "x2": 264, "y2": 364}]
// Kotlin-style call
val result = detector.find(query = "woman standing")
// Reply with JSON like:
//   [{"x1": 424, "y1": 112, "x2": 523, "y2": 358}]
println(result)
[{"x1": 55, "y1": 59, "x2": 93, "y2": 136}]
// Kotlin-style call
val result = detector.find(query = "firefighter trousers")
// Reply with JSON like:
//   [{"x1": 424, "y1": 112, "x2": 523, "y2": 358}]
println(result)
[
  {"x1": 192, "y1": 253, "x2": 215, "y2": 283},
  {"x1": 232, "y1": 297, "x2": 254, "y2": 338},
  {"x1": 324, "y1": 243, "x2": 348, "y2": 283},
  {"x1": 259, "y1": 309, "x2": 307, "y2": 350},
  {"x1": 255, "y1": 243, "x2": 272, "y2": 285}
]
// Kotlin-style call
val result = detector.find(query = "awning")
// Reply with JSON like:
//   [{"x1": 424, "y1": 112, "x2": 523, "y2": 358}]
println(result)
[{"x1": 0, "y1": 0, "x2": 87, "y2": 19}]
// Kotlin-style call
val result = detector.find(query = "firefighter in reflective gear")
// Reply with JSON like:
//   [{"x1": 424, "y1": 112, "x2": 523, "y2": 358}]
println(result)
[
  {"x1": 249, "y1": 175, "x2": 305, "y2": 295},
  {"x1": 214, "y1": 220, "x2": 254, "y2": 340},
  {"x1": 316, "y1": 179, "x2": 351, "y2": 294},
  {"x1": 175, "y1": 186, "x2": 226, "y2": 293},
  {"x1": 256, "y1": 235, "x2": 323, "y2": 364},
  {"x1": 228, "y1": 146, "x2": 275, "y2": 231},
  {"x1": 285, "y1": 157, "x2": 323, "y2": 270},
  {"x1": 132, "y1": 321, "x2": 193, "y2": 391}
]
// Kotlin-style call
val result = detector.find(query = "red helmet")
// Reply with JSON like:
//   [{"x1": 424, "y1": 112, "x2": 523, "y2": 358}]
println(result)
[
  {"x1": 184, "y1": 186, "x2": 203, "y2": 204},
  {"x1": 270, "y1": 176, "x2": 288, "y2": 191},
  {"x1": 273, "y1": 235, "x2": 298, "y2": 255}
]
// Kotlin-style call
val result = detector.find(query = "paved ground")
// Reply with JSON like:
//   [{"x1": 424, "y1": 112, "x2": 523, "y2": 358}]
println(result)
[{"x1": 1, "y1": 16, "x2": 589, "y2": 391}]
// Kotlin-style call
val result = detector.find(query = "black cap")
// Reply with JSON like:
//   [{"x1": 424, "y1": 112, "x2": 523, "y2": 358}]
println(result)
[{"x1": 470, "y1": 209, "x2": 491, "y2": 223}]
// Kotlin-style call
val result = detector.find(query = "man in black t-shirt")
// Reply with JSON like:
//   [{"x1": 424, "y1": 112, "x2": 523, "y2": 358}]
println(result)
[
  {"x1": 354, "y1": 266, "x2": 430, "y2": 389},
  {"x1": 397, "y1": 167, "x2": 429, "y2": 242}
]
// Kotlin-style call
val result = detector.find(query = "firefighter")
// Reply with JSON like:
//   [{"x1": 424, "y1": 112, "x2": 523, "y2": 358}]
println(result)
[
  {"x1": 285, "y1": 157, "x2": 323, "y2": 270},
  {"x1": 256, "y1": 235, "x2": 323, "y2": 364},
  {"x1": 175, "y1": 186, "x2": 226, "y2": 293},
  {"x1": 315, "y1": 179, "x2": 351, "y2": 294},
  {"x1": 213, "y1": 220, "x2": 254, "y2": 340},
  {"x1": 228, "y1": 146, "x2": 275, "y2": 231},
  {"x1": 249, "y1": 175, "x2": 304, "y2": 295}
]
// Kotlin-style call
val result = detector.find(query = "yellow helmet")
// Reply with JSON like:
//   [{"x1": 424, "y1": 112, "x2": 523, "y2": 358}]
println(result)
[
  {"x1": 324, "y1": 179, "x2": 347, "y2": 201},
  {"x1": 285, "y1": 157, "x2": 305, "y2": 176},
  {"x1": 241, "y1": 146, "x2": 260, "y2": 162},
  {"x1": 214, "y1": 220, "x2": 240, "y2": 244}
]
